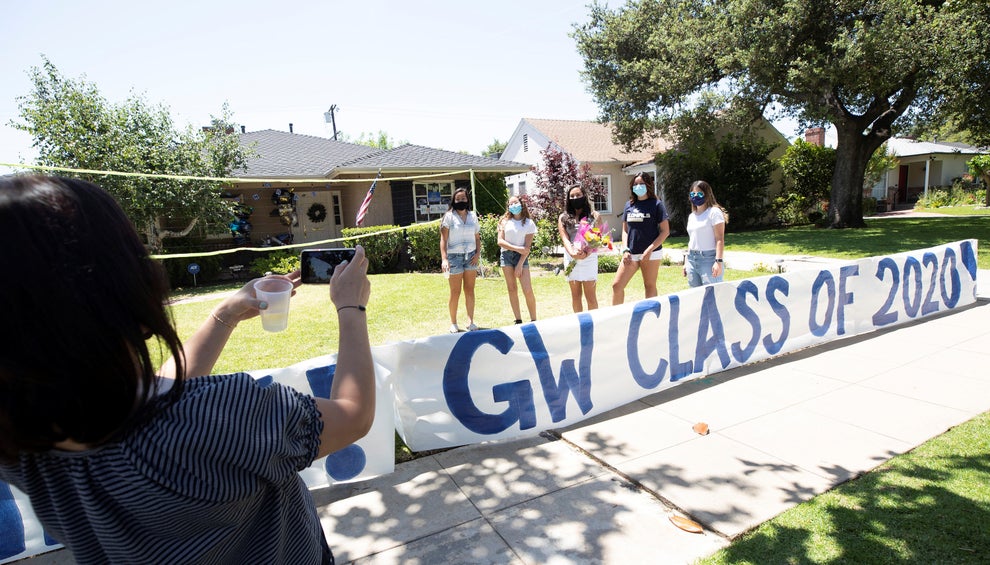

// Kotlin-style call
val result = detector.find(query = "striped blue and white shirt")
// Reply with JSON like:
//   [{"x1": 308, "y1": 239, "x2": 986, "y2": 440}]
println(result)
[{"x1": 0, "y1": 373, "x2": 330, "y2": 564}]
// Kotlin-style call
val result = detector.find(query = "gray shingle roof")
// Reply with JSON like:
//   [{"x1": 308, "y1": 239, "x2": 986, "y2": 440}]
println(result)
[
  {"x1": 236, "y1": 129, "x2": 381, "y2": 177},
  {"x1": 335, "y1": 144, "x2": 530, "y2": 173},
  {"x1": 235, "y1": 132, "x2": 529, "y2": 178}
]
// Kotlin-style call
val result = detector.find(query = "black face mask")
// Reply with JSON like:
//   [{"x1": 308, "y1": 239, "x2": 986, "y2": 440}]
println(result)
[
  {"x1": 452, "y1": 201, "x2": 470, "y2": 211},
  {"x1": 569, "y1": 197, "x2": 587, "y2": 209}
]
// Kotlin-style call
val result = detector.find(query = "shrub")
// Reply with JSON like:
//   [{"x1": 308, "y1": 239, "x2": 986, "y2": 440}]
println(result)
[
  {"x1": 406, "y1": 222, "x2": 442, "y2": 271},
  {"x1": 916, "y1": 188, "x2": 951, "y2": 208},
  {"x1": 657, "y1": 133, "x2": 776, "y2": 232},
  {"x1": 597, "y1": 253, "x2": 619, "y2": 273},
  {"x1": 249, "y1": 250, "x2": 299, "y2": 275},
  {"x1": 772, "y1": 193, "x2": 811, "y2": 225},
  {"x1": 473, "y1": 173, "x2": 510, "y2": 216},
  {"x1": 478, "y1": 214, "x2": 501, "y2": 264},
  {"x1": 862, "y1": 196, "x2": 878, "y2": 217},
  {"x1": 532, "y1": 218, "x2": 558, "y2": 258},
  {"x1": 779, "y1": 139, "x2": 835, "y2": 207},
  {"x1": 342, "y1": 225, "x2": 404, "y2": 274}
]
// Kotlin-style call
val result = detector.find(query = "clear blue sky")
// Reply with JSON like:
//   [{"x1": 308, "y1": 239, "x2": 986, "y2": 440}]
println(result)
[{"x1": 0, "y1": 0, "x2": 808, "y2": 174}]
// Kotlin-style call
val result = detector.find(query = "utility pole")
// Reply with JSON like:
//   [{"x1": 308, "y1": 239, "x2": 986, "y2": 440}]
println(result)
[{"x1": 324, "y1": 105, "x2": 339, "y2": 140}]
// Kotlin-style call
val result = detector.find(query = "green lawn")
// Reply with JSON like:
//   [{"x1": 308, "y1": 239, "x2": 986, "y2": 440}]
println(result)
[
  {"x1": 913, "y1": 205, "x2": 990, "y2": 217},
  {"x1": 660, "y1": 216, "x2": 990, "y2": 270},
  {"x1": 170, "y1": 265, "x2": 761, "y2": 373}
]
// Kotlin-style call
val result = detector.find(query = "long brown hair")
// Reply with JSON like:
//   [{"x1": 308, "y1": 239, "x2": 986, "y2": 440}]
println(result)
[{"x1": 689, "y1": 180, "x2": 729, "y2": 224}]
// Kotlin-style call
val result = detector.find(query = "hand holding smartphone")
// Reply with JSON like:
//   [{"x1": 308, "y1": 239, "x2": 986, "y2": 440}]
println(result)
[{"x1": 300, "y1": 248, "x2": 357, "y2": 284}]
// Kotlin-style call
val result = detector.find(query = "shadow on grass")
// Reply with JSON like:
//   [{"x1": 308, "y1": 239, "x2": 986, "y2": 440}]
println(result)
[{"x1": 699, "y1": 412, "x2": 990, "y2": 564}]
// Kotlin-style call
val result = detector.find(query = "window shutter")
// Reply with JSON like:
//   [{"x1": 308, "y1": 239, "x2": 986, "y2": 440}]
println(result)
[{"x1": 390, "y1": 180, "x2": 414, "y2": 226}]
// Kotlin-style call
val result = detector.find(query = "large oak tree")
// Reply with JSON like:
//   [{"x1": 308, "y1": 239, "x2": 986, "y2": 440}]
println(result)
[{"x1": 574, "y1": 0, "x2": 990, "y2": 228}]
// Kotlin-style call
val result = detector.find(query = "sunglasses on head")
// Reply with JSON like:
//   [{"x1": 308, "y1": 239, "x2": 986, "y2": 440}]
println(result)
[{"x1": 689, "y1": 191, "x2": 704, "y2": 198}]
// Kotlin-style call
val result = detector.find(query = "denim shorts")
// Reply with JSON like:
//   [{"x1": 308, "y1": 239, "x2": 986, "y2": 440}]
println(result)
[
  {"x1": 447, "y1": 251, "x2": 477, "y2": 275},
  {"x1": 499, "y1": 249, "x2": 529, "y2": 269},
  {"x1": 685, "y1": 249, "x2": 723, "y2": 287}
]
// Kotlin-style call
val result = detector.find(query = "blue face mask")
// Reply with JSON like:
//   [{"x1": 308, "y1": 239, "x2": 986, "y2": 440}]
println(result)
[
  {"x1": 632, "y1": 184, "x2": 647, "y2": 197},
  {"x1": 689, "y1": 191, "x2": 706, "y2": 206},
  {"x1": 508, "y1": 203, "x2": 522, "y2": 215}
]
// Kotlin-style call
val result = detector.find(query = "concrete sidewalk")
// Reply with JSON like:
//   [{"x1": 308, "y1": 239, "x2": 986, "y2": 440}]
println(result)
[
  {"x1": 313, "y1": 276, "x2": 990, "y2": 564},
  {"x1": 22, "y1": 265, "x2": 990, "y2": 565}
]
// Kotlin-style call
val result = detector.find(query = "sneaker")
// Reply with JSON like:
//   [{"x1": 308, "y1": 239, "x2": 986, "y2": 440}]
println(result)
[
  {"x1": 449, "y1": 324, "x2": 460, "y2": 333},
  {"x1": 466, "y1": 323, "x2": 479, "y2": 331},
  {"x1": 514, "y1": 319, "x2": 523, "y2": 324}
]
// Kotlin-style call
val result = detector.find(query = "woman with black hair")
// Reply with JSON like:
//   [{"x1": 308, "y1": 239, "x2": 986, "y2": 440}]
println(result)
[
  {"x1": 558, "y1": 184, "x2": 601, "y2": 313},
  {"x1": 612, "y1": 173, "x2": 670, "y2": 305},
  {"x1": 440, "y1": 187, "x2": 482, "y2": 332},
  {"x1": 0, "y1": 175, "x2": 374, "y2": 564}
]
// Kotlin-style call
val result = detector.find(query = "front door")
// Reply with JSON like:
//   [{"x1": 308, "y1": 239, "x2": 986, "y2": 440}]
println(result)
[{"x1": 296, "y1": 190, "x2": 339, "y2": 245}]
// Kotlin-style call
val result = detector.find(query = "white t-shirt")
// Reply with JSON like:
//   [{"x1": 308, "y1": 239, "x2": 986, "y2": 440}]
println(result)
[
  {"x1": 441, "y1": 211, "x2": 479, "y2": 254},
  {"x1": 686, "y1": 207, "x2": 725, "y2": 251},
  {"x1": 500, "y1": 217, "x2": 537, "y2": 247}
]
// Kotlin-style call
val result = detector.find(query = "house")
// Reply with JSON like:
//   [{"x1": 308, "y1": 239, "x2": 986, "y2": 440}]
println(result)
[
  {"x1": 868, "y1": 138, "x2": 987, "y2": 206},
  {"x1": 220, "y1": 130, "x2": 529, "y2": 246},
  {"x1": 500, "y1": 118, "x2": 788, "y2": 229}
]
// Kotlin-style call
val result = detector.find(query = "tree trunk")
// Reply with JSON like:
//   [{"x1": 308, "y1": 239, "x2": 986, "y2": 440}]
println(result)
[
  {"x1": 145, "y1": 217, "x2": 199, "y2": 253},
  {"x1": 828, "y1": 125, "x2": 886, "y2": 229}
]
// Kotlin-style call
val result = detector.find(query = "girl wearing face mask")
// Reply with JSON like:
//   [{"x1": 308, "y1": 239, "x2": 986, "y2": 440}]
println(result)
[
  {"x1": 497, "y1": 196, "x2": 538, "y2": 324},
  {"x1": 684, "y1": 180, "x2": 727, "y2": 287},
  {"x1": 612, "y1": 173, "x2": 670, "y2": 305},
  {"x1": 441, "y1": 188, "x2": 481, "y2": 332},
  {"x1": 558, "y1": 184, "x2": 601, "y2": 313}
]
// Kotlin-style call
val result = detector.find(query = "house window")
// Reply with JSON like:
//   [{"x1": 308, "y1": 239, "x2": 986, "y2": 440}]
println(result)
[
  {"x1": 413, "y1": 181, "x2": 453, "y2": 222},
  {"x1": 523, "y1": 134, "x2": 528, "y2": 153},
  {"x1": 518, "y1": 180, "x2": 527, "y2": 195},
  {"x1": 591, "y1": 175, "x2": 611, "y2": 213}
]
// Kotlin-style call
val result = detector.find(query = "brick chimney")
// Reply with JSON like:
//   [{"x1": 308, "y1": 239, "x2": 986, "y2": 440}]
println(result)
[{"x1": 804, "y1": 127, "x2": 825, "y2": 146}]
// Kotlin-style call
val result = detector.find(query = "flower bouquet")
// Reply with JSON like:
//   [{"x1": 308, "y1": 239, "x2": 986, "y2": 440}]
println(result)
[{"x1": 564, "y1": 220, "x2": 612, "y2": 276}]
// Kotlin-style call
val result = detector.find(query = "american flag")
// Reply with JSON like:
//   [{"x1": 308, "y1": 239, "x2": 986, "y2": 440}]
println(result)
[{"x1": 355, "y1": 168, "x2": 382, "y2": 227}]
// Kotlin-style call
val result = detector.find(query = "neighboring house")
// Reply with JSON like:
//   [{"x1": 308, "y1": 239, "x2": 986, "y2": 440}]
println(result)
[
  {"x1": 501, "y1": 119, "x2": 667, "y2": 222},
  {"x1": 500, "y1": 118, "x2": 788, "y2": 228},
  {"x1": 220, "y1": 129, "x2": 529, "y2": 246},
  {"x1": 868, "y1": 138, "x2": 987, "y2": 206}
]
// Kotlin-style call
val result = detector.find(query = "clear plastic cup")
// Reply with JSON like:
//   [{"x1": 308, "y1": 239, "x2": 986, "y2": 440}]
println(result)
[{"x1": 253, "y1": 278, "x2": 293, "y2": 332}]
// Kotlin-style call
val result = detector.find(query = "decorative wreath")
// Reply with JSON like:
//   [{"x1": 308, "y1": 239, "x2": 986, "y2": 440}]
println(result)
[{"x1": 306, "y1": 202, "x2": 328, "y2": 223}]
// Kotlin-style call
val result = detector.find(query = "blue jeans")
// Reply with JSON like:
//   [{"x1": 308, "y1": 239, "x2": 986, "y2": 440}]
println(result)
[
  {"x1": 685, "y1": 249, "x2": 722, "y2": 287},
  {"x1": 499, "y1": 249, "x2": 529, "y2": 268},
  {"x1": 447, "y1": 251, "x2": 477, "y2": 275}
]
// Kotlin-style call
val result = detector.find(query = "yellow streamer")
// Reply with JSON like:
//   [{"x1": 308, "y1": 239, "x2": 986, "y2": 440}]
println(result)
[{"x1": 149, "y1": 220, "x2": 439, "y2": 260}]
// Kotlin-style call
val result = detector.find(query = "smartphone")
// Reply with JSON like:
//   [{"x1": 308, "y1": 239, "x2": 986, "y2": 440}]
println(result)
[{"x1": 300, "y1": 248, "x2": 356, "y2": 284}]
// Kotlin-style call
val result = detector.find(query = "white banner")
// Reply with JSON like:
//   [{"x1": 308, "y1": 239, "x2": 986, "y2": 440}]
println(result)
[
  {"x1": 375, "y1": 239, "x2": 980, "y2": 451},
  {"x1": 1, "y1": 240, "x2": 978, "y2": 563}
]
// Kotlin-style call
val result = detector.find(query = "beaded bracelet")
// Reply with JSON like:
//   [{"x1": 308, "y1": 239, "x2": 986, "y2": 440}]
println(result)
[{"x1": 336, "y1": 305, "x2": 367, "y2": 313}]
